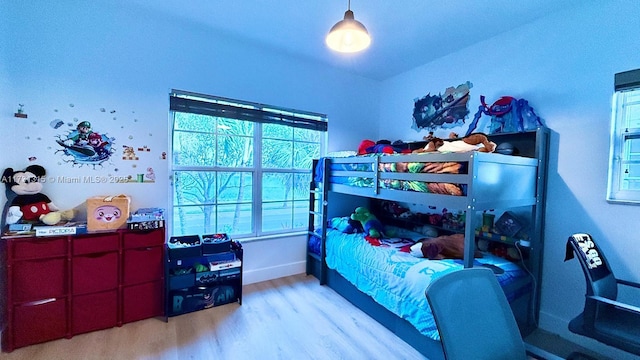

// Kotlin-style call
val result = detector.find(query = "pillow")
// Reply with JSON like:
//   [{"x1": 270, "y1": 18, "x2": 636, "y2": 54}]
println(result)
[{"x1": 409, "y1": 233, "x2": 482, "y2": 260}]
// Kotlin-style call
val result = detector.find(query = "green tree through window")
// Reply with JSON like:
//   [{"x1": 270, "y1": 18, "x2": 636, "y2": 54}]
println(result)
[{"x1": 170, "y1": 91, "x2": 327, "y2": 238}]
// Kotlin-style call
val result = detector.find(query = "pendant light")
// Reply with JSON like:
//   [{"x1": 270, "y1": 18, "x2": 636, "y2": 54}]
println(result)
[{"x1": 325, "y1": 0, "x2": 371, "y2": 53}]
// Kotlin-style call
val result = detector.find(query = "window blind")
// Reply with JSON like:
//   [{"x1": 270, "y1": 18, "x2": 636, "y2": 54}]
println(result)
[
  {"x1": 170, "y1": 90, "x2": 328, "y2": 132},
  {"x1": 615, "y1": 68, "x2": 640, "y2": 91}
]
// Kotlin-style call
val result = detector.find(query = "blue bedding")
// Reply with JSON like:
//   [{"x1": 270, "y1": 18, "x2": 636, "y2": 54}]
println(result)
[{"x1": 324, "y1": 227, "x2": 530, "y2": 340}]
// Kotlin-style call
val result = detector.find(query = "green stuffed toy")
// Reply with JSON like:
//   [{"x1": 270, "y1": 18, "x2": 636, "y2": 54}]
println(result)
[{"x1": 350, "y1": 207, "x2": 385, "y2": 238}]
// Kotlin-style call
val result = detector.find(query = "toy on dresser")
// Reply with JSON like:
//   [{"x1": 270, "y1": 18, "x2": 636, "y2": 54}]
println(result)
[
  {"x1": 1, "y1": 165, "x2": 75, "y2": 230},
  {"x1": 127, "y1": 207, "x2": 165, "y2": 230}
]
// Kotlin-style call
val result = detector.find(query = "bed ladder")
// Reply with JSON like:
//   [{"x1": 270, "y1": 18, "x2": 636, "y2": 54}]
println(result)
[{"x1": 306, "y1": 158, "x2": 329, "y2": 284}]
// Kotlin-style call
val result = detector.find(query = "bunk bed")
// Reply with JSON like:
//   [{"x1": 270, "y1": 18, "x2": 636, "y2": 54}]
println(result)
[{"x1": 306, "y1": 129, "x2": 549, "y2": 360}]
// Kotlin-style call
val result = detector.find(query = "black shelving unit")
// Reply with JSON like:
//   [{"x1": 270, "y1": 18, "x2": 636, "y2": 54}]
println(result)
[{"x1": 164, "y1": 238, "x2": 242, "y2": 319}]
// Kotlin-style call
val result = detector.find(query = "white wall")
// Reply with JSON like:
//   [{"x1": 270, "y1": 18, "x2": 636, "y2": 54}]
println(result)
[
  {"x1": 0, "y1": 1, "x2": 380, "y2": 284},
  {"x1": 379, "y1": 1, "x2": 640, "y2": 358}
]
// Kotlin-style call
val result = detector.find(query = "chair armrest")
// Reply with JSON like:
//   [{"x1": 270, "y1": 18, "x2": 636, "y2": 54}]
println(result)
[
  {"x1": 589, "y1": 295, "x2": 640, "y2": 314},
  {"x1": 617, "y1": 279, "x2": 640, "y2": 289}
]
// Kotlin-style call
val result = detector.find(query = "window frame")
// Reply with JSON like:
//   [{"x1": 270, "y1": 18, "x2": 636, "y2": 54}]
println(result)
[
  {"x1": 607, "y1": 69, "x2": 640, "y2": 204},
  {"x1": 169, "y1": 90, "x2": 327, "y2": 239}
]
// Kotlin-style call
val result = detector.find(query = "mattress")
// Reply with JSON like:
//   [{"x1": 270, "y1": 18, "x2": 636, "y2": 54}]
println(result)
[{"x1": 323, "y1": 227, "x2": 531, "y2": 340}]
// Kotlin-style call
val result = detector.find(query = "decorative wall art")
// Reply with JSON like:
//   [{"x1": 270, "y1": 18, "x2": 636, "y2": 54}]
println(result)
[
  {"x1": 412, "y1": 81, "x2": 473, "y2": 131},
  {"x1": 9, "y1": 101, "x2": 166, "y2": 185}
]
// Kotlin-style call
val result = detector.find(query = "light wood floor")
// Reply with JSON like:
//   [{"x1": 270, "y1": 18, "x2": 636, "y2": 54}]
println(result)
[{"x1": 1, "y1": 274, "x2": 427, "y2": 360}]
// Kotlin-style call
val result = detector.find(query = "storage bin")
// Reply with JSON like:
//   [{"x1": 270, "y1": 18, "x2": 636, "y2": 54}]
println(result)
[
  {"x1": 168, "y1": 235, "x2": 202, "y2": 259},
  {"x1": 72, "y1": 251, "x2": 118, "y2": 295},
  {"x1": 11, "y1": 236, "x2": 67, "y2": 260},
  {"x1": 169, "y1": 273, "x2": 196, "y2": 290},
  {"x1": 122, "y1": 246, "x2": 163, "y2": 285},
  {"x1": 122, "y1": 228, "x2": 164, "y2": 249},
  {"x1": 13, "y1": 298, "x2": 67, "y2": 349},
  {"x1": 122, "y1": 280, "x2": 163, "y2": 324},
  {"x1": 86, "y1": 195, "x2": 131, "y2": 231},
  {"x1": 72, "y1": 290, "x2": 118, "y2": 335},
  {"x1": 196, "y1": 267, "x2": 241, "y2": 286},
  {"x1": 72, "y1": 233, "x2": 119, "y2": 255},
  {"x1": 207, "y1": 251, "x2": 236, "y2": 263},
  {"x1": 13, "y1": 258, "x2": 66, "y2": 302},
  {"x1": 169, "y1": 284, "x2": 238, "y2": 316},
  {"x1": 202, "y1": 233, "x2": 231, "y2": 255}
]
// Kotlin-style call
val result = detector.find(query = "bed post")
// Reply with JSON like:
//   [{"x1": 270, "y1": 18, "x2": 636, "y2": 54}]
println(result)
[
  {"x1": 319, "y1": 158, "x2": 330, "y2": 285},
  {"x1": 463, "y1": 152, "x2": 479, "y2": 268}
]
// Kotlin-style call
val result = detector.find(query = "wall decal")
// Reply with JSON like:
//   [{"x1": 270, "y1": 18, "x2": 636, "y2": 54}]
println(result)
[
  {"x1": 56, "y1": 120, "x2": 115, "y2": 167},
  {"x1": 412, "y1": 81, "x2": 473, "y2": 131},
  {"x1": 14, "y1": 104, "x2": 27, "y2": 118}
]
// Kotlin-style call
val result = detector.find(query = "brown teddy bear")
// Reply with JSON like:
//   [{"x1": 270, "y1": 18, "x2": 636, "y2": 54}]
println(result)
[
  {"x1": 413, "y1": 132, "x2": 496, "y2": 153},
  {"x1": 409, "y1": 233, "x2": 483, "y2": 260}
]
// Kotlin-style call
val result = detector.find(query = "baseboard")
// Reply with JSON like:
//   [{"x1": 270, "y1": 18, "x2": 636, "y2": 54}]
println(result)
[{"x1": 242, "y1": 261, "x2": 306, "y2": 285}]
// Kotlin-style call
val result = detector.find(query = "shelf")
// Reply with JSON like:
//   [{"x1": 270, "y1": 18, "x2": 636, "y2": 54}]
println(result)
[
  {"x1": 164, "y1": 245, "x2": 243, "y2": 319},
  {"x1": 475, "y1": 230, "x2": 523, "y2": 246}
]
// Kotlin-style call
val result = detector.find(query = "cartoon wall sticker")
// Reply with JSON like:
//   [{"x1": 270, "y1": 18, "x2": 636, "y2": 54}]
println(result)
[
  {"x1": 14, "y1": 104, "x2": 27, "y2": 118},
  {"x1": 145, "y1": 167, "x2": 156, "y2": 182},
  {"x1": 412, "y1": 81, "x2": 473, "y2": 131},
  {"x1": 11, "y1": 100, "x2": 165, "y2": 185},
  {"x1": 122, "y1": 145, "x2": 138, "y2": 160},
  {"x1": 56, "y1": 120, "x2": 115, "y2": 167},
  {"x1": 50, "y1": 119, "x2": 64, "y2": 129}
]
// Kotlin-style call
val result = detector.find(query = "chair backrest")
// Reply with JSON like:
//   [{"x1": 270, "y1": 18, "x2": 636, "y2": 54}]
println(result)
[
  {"x1": 565, "y1": 233, "x2": 617, "y2": 300},
  {"x1": 425, "y1": 268, "x2": 527, "y2": 360}
]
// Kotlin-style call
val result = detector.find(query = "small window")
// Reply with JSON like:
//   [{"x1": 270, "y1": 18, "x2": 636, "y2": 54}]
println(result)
[{"x1": 607, "y1": 69, "x2": 640, "y2": 204}]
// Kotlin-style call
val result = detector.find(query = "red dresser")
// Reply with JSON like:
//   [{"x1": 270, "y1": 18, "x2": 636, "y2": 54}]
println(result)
[{"x1": 0, "y1": 228, "x2": 165, "y2": 352}]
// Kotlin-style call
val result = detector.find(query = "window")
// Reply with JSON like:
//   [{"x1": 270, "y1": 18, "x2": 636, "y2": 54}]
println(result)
[
  {"x1": 170, "y1": 90, "x2": 327, "y2": 238},
  {"x1": 607, "y1": 69, "x2": 640, "y2": 204}
]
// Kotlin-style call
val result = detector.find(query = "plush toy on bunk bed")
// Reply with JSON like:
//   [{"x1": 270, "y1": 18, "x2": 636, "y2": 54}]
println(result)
[
  {"x1": 414, "y1": 132, "x2": 496, "y2": 153},
  {"x1": 357, "y1": 139, "x2": 412, "y2": 155},
  {"x1": 409, "y1": 233, "x2": 483, "y2": 260},
  {"x1": 350, "y1": 206, "x2": 385, "y2": 238},
  {"x1": 1, "y1": 165, "x2": 74, "y2": 227}
]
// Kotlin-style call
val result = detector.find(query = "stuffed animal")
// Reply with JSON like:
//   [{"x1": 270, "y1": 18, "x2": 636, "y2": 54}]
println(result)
[
  {"x1": 357, "y1": 139, "x2": 412, "y2": 155},
  {"x1": 414, "y1": 132, "x2": 496, "y2": 153},
  {"x1": 1, "y1": 165, "x2": 74, "y2": 226},
  {"x1": 409, "y1": 233, "x2": 483, "y2": 260},
  {"x1": 350, "y1": 206, "x2": 385, "y2": 238},
  {"x1": 329, "y1": 216, "x2": 363, "y2": 234}
]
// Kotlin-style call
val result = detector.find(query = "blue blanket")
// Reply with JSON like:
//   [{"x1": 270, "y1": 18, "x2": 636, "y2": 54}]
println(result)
[{"x1": 324, "y1": 227, "x2": 529, "y2": 340}]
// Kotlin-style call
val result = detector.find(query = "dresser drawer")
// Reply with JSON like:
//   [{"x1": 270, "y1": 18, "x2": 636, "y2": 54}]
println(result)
[
  {"x1": 72, "y1": 290, "x2": 118, "y2": 335},
  {"x1": 122, "y1": 229, "x2": 164, "y2": 249},
  {"x1": 122, "y1": 246, "x2": 163, "y2": 285},
  {"x1": 73, "y1": 233, "x2": 119, "y2": 255},
  {"x1": 11, "y1": 236, "x2": 67, "y2": 260},
  {"x1": 13, "y1": 297, "x2": 67, "y2": 349},
  {"x1": 72, "y1": 251, "x2": 118, "y2": 295},
  {"x1": 122, "y1": 280, "x2": 163, "y2": 323},
  {"x1": 13, "y1": 258, "x2": 67, "y2": 302}
]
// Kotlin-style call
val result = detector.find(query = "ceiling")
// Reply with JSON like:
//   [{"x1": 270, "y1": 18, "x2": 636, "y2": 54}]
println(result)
[{"x1": 130, "y1": 0, "x2": 589, "y2": 81}]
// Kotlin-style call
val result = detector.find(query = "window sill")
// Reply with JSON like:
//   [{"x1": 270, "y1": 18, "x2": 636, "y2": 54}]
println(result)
[{"x1": 235, "y1": 231, "x2": 307, "y2": 243}]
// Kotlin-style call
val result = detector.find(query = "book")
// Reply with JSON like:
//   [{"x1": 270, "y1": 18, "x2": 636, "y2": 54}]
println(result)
[
  {"x1": 34, "y1": 223, "x2": 87, "y2": 237},
  {"x1": 128, "y1": 220, "x2": 165, "y2": 231}
]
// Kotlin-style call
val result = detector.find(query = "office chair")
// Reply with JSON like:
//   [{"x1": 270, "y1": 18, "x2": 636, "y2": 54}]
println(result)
[
  {"x1": 425, "y1": 268, "x2": 527, "y2": 360},
  {"x1": 565, "y1": 233, "x2": 640, "y2": 356}
]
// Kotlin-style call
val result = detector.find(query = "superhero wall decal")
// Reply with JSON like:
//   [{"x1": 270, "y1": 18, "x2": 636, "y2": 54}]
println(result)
[{"x1": 412, "y1": 81, "x2": 473, "y2": 131}]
